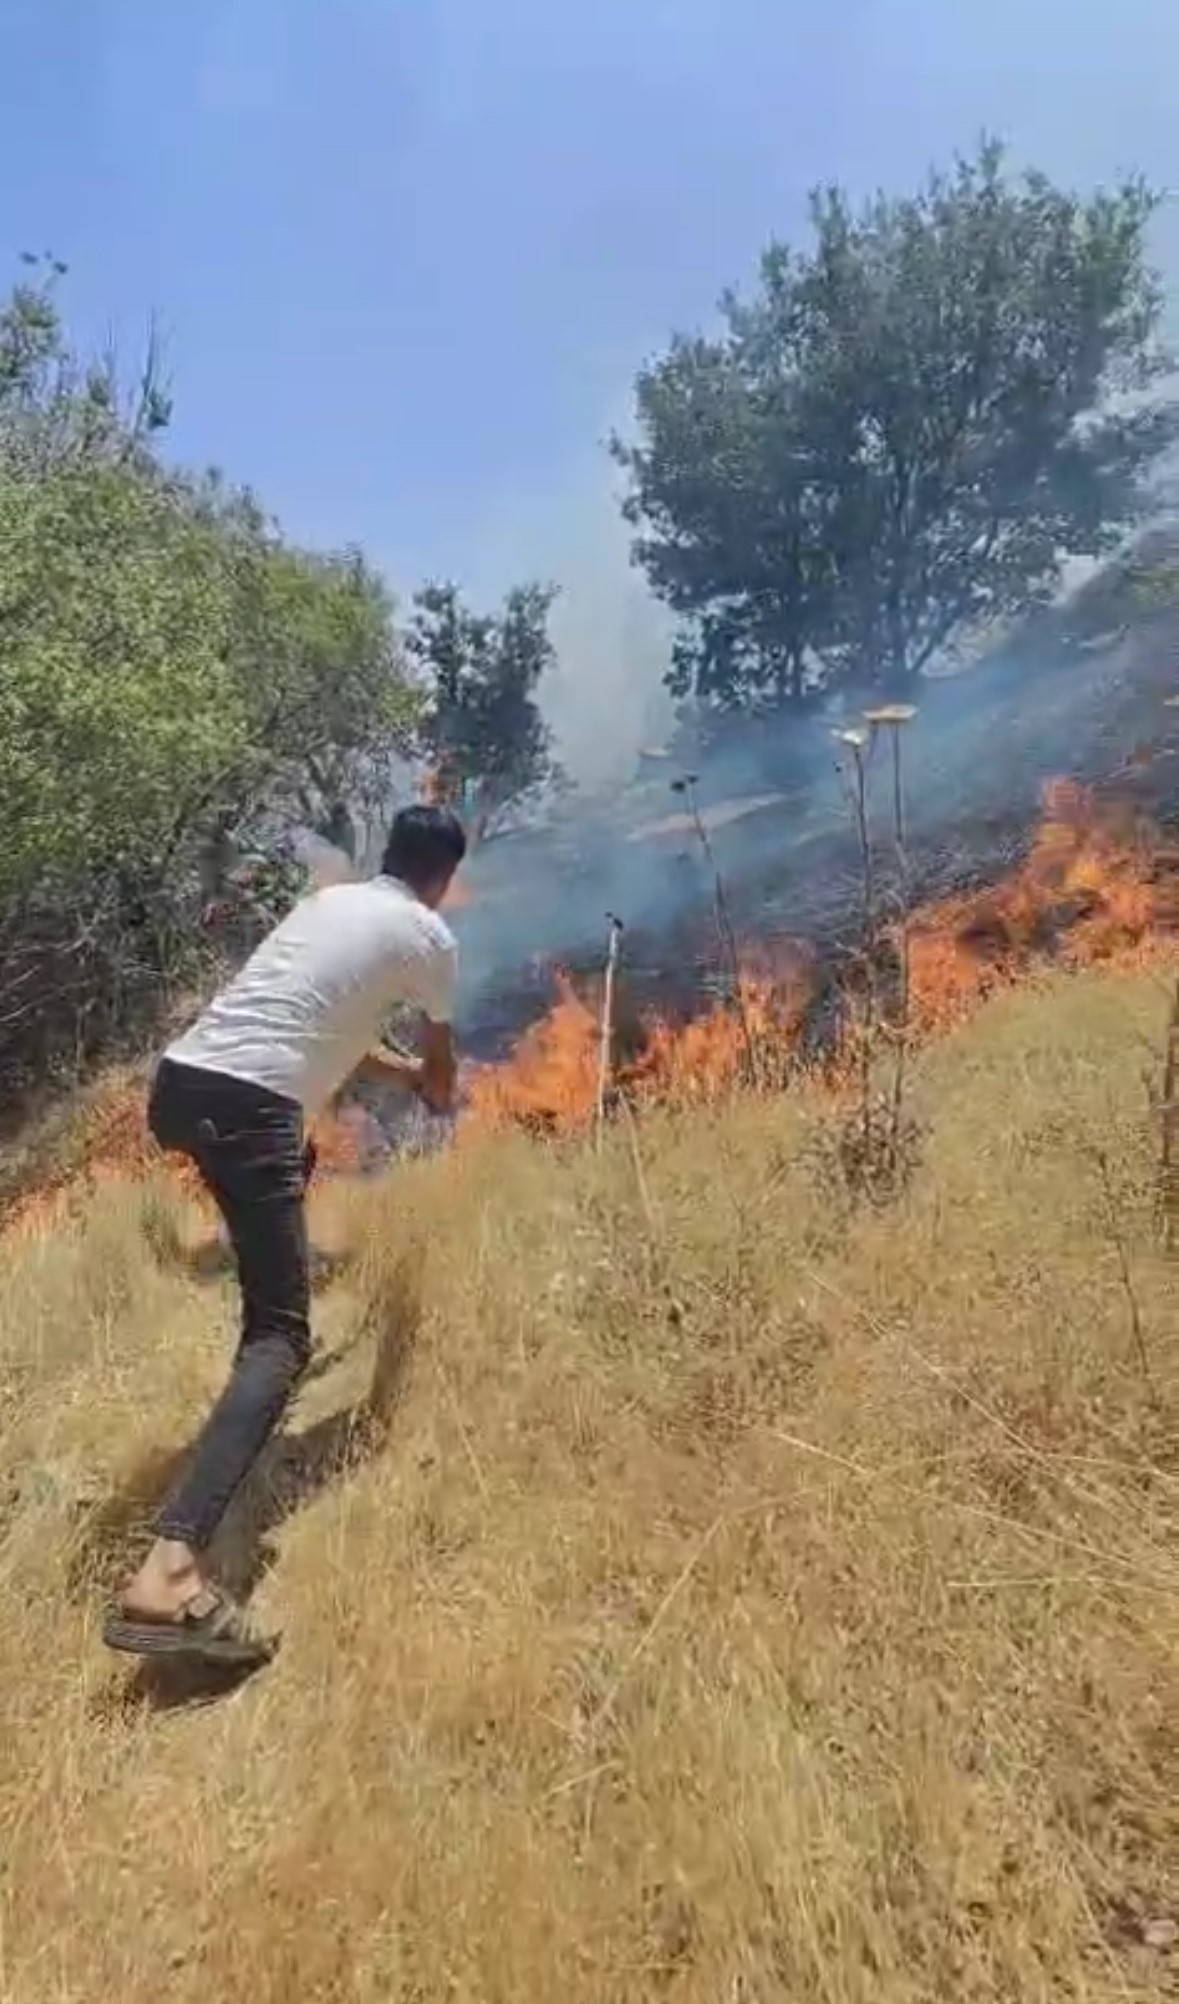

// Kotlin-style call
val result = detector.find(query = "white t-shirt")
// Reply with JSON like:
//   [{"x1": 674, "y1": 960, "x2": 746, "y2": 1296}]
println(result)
[{"x1": 166, "y1": 876, "x2": 457, "y2": 1117}]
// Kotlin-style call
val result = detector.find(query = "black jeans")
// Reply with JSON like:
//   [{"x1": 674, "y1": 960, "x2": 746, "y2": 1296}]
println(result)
[{"x1": 148, "y1": 1057, "x2": 316, "y2": 1551}]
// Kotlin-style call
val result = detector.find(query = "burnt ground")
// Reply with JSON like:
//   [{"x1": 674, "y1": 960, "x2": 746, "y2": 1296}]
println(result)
[{"x1": 453, "y1": 618, "x2": 1179, "y2": 1061}]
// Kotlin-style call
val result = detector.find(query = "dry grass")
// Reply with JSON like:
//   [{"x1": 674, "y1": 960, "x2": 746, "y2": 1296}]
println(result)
[{"x1": 3, "y1": 965, "x2": 1179, "y2": 2002}]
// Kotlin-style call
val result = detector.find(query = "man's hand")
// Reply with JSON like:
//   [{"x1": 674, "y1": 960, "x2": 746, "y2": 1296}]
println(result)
[
  {"x1": 416, "y1": 1020, "x2": 457, "y2": 1113},
  {"x1": 356, "y1": 1020, "x2": 456, "y2": 1115},
  {"x1": 357, "y1": 1043, "x2": 425, "y2": 1095}
]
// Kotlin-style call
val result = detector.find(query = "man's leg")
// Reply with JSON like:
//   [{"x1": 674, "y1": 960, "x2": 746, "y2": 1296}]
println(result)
[{"x1": 113, "y1": 1082, "x2": 311, "y2": 1647}]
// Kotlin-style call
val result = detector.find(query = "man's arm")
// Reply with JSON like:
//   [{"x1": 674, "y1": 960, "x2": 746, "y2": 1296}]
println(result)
[
  {"x1": 353, "y1": 1019, "x2": 457, "y2": 1114},
  {"x1": 348, "y1": 928, "x2": 459, "y2": 1114}
]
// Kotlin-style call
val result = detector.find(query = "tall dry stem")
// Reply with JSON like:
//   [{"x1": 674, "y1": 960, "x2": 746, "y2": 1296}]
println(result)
[
  {"x1": 866, "y1": 705, "x2": 917, "y2": 1172},
  {"x1": 1158, "y1": 976, "x2": 1179, "y2": 1253},
  {"x1": 673, "y1": 773, "x2": 761, "y2": 1088},
  {"x1": 1093, "y1": 1143, "x2": 1156, "y2": 1398},
  {"x1": 832, "y1": 707, "x2": 918, "y2": 1200},
  {"x1": 833, "y1": 729, "x2": 878, "y2": 1172},
  {"x1": 594, "y1": 914, "x2": 624, "y2": 1151}
]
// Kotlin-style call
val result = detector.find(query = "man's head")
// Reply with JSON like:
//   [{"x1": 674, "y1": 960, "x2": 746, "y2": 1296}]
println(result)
[{"x1": 381, "y1": 804, "x2": 467, "y2": 909}]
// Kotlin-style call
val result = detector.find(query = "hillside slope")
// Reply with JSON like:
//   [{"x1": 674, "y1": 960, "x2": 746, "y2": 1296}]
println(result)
[
  {"x1": 2, "y1": 965, "x2": 1178, "y2": 2002},
  {"x1": 453, "y1": 614, "x2": 1179, "y2": 1055}
]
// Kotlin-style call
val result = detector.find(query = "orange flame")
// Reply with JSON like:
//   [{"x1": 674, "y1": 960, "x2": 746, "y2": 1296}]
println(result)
[
  {"x1": 461, "y1": 779, "x2": 1175, "y2": 1137},
  {"x1": 906, "y1": 779, "x2": 1170, "y2": 1034},
  {"x1": 463, "y1": 975, "x2": 600, "y2": 1132},
  {"x1": 462, "y1": 950, "x2": 813, "y2": 1136},
  {"x1": 2, "y1": 776, "x2": 1174, "y2": 1235}
]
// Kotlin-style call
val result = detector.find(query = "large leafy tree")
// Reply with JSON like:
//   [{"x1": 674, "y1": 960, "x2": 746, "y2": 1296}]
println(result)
[
  {"x1": 406, "y1": 580, "x2": 560, "y2": 839},
  {"x1": 0, "y1": 461, "x2": 247, "y2": 908},
  {"x1": 616, "y1": 332, "x2": 844, "y2": 712},
  {"x1": 196, "y1": 481, "x2": 419, "y2": 861},
  {"x1": 0, "y1": 260, "x2": 419, "y2": 1093},
  {"x1": 615, "y1": 141, "x2": 1179, "y2": 707}
]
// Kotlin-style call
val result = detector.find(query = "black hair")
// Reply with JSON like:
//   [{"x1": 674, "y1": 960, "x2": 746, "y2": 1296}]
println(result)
[{"x1": 381, "y1": 803, "x2": 467, "y2": 891}]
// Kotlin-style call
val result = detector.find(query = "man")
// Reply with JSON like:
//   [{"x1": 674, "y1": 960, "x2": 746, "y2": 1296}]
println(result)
[{"x1": 103, "y1": 803, "x2": 466, "y2": 1670}]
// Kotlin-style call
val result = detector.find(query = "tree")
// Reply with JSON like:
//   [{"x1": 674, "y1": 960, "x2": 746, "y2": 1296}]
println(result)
[
  {"x1": 614, "y1": 329, "x2": 844, "y2": 713},
  {"x1": 198, "y1": 481, "x2": 420, "y2": 858},
  {"x1": 0, "y1": 262, "x2": 419, "y2": 1096},
  {"x1": 0, "y1": 253, "x2": 171, "y2": 479},
  {"x1": 406, "y1": 580, "x2": 560, "y2": 839},
  {"x1": 614, "y1": 140, "x2": 1179, "y2": 708}
]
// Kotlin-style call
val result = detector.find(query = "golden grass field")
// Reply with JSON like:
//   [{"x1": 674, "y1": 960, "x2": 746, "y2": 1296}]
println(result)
[{"x1": 2, "y1": 963, "x2": 1179, "y2": 2002}]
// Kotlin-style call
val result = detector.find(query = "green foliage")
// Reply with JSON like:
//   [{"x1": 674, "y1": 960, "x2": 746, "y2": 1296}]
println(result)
[
  {"x1": 0, "y1": 262, "x2": 419, "y2": 1095},
  {"x1": 615, "y1": 140, "x2": 1179, "y2": 709},
  {"x1": 407, "y1": 579, "x2": 559, "y2": 837},
  {"x1": 191, "y1": 480, "x2": 421, "y2": 840},
  {"x1": 0, "y1": 462, "x2": 248, "y2": 903}
]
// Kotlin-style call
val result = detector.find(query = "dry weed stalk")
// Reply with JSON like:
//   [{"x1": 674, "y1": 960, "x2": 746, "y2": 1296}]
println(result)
[
  {"x1": 830, "y1": 704, "x2": 919, "y2": 1200},
  {"x1": 832, "y1": 727, "x2": 879, "y2": 1180},
  {"x1": 1092, "y1": 1144, "x2": 1156, "y2": 1398},
  {"x1": 1159, "y1": 976, "x2": 1179, "y2": 1253},
  {"x1": 672, "y1": 773, "x2": 762, "y2": 1088},
  {"x1": 867, "y1": 704, "x2": 918, "y2": 1173},
  {"x1": 594, "y1": 913, "x2": 624, "y2": 1151}
]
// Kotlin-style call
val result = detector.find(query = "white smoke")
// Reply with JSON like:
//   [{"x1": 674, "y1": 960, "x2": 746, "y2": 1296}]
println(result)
[
  {"x1": 296, "y1": 829, "x2": 357, "y2": 887},
  {"x1": 463, "y1": 422, "x2": 676, "y2": 795},
  {"x1": 540, "y1": 475, "x2": 677, "y2": 788}
]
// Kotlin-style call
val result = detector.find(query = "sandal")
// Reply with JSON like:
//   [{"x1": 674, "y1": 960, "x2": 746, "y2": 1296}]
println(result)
[{"x1": 102, "y1": 1586, "x2": 278, "y2": 1669}]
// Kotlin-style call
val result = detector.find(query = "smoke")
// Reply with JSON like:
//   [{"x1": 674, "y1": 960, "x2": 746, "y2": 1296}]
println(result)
[
  {"x1": 290, "y1": 595, "x2": 1171, "y2": 1072},
  {"x1": 444, "y1": 586, "x2": 1178, "y2": 1057},
  {"x1": 539, "y1": 473, "x2": 677, "y2": 787},
  {"x1": 299, "y1": 383, "x2": 1179, "y2": 1057},
  {"x1": 289, "y1": 427, "x2": 1179, "y2": 1067},
  {"x1": 462, "y1": 418, "x2": 677, "y2": 792},
  {"x1": 297, "y1": 829, "x2": 357, "y2": 887}
]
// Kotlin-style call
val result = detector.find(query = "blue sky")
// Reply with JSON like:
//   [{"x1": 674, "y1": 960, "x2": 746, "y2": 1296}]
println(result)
[{"x1": 2, "y1": 0, "x2": 1177, "y2": 765}]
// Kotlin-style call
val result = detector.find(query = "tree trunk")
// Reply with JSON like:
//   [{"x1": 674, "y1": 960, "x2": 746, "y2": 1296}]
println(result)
[
  {"x1": 788, "y1": 644, "x2": 806, "y2": 705},
  {"x1": 883, "y1": 582, "x2": 911, "y2": 695},
  {"x1": 321, "y1": 799, "x2": 357, "y2": 864},
  {"x1": 768, "y1": 644, "x2": 806, "y2": 707}
]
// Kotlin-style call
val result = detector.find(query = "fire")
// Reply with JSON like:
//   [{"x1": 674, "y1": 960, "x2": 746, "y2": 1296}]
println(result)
[
  {"x1": 1, "y1": 1080, "x2": 375, "y2": 1242},
  {"x1": 462, "y1": 779, "x2": 1175, "y2": 1137},
  {"x1": 1, "y1": 1079, "x2": 203, "y2": 1241},
  {"x1": 462, "y1": 953, "x2": 812, "y2": 1136},
  {"x1": 463, "y1": 975, "x2": 601, "y2": 1133},
  {"x1": 2, "y1": 778, "x2": 1174, "y2": 1236},
  {"x1": 636, "y1": 953, "x2": 812, "y2": 1105},
  {"x1": 906, "y1": 779, "x2": 1170, "y2": 1033}
]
